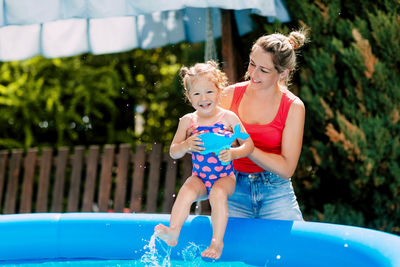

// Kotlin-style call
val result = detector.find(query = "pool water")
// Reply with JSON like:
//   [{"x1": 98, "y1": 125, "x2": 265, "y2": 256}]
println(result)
[
  {"x1": 0, "y1": 259, "x2": 253, "y2": 267},
  {"x1": 0, "y1": 234, "x2": 255, "y2": 267},
  {"x1": 139, "y1": 232, "x2": 255, "y2": 266}
]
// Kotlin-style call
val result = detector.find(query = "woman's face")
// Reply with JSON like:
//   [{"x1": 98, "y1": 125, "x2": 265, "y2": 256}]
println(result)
[{"x1": 247, "y1": 45, "x2": 281, "y2": 90}]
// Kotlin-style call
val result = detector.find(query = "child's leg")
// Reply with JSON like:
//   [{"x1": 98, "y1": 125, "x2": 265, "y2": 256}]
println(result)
[
  {"x1": 155, "y1": 175, "x2": 207, "y2": 246},
  {"x1": 201, "y1": 174, "x2": 236, "y2": 259}
]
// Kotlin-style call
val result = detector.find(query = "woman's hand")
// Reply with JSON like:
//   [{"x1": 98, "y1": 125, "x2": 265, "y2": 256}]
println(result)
[{"x1": 218, "y1": 149, "x2": 234, "y2": 163}]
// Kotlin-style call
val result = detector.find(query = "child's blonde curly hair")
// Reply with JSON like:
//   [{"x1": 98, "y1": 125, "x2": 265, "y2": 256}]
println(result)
[{"x1": 179, "y1": 61, "x2": 228, "y2": 99}]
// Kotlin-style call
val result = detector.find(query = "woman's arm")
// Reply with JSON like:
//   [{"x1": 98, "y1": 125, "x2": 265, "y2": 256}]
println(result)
[
  {"x1": 248, "y1": 99, "x2": 305, "y2": 179},
  {"x1": 228, "y1": 129, "x2": 254, "y2": 161},
  {"x1": 218, "y1": 111, "x2": 254, "y2": 163},
  {"x1": 169, "y1": 115, "x2": 204, "y2": 159}
]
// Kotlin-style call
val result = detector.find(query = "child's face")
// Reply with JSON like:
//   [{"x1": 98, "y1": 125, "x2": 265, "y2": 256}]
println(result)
[{"x1": 187, "y1": 75, "x2": 219, "y2": 116}]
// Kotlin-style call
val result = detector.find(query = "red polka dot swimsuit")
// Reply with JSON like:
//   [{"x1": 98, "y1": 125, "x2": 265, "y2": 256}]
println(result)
[{"x1": 190, "y1": 113, "x2": 234, "y2": 195}]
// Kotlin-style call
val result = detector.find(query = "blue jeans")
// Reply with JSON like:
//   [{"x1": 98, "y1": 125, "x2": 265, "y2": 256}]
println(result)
[{"x1": 228, "y1": 170, "x2": 303, "y2": 220}]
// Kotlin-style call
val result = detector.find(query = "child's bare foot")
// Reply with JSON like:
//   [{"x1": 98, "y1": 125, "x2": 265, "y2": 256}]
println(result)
[
  {"x1": 154, "y1": 224, "x2": 179, "y2": 246},
  {"x1": 201, "y1": 239, "x2": 224, "y2": 259}
]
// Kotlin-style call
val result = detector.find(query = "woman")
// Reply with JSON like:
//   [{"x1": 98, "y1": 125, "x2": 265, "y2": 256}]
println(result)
[{"x1": 219, "y1": 30, "x2": 307, "y2": 220}]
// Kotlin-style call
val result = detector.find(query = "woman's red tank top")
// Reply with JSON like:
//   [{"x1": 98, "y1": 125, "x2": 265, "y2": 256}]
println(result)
[{"x1": 229, "y1": 82, "x2": 297, "y2": 173}]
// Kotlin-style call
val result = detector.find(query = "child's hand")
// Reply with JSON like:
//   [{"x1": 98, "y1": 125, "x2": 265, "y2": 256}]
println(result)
[
  {"x1": 184, "y1": 134, "x2": 204, "y2": 153},
  {"x1": 223, "y1": 125, "x2": 233, "y2": 133},
  {"x1": 218, "y1": 149, "x2": 233, "y2": 163},
  {"x1": 186, "y1": 125, "x2": 197, "y2": 136}
]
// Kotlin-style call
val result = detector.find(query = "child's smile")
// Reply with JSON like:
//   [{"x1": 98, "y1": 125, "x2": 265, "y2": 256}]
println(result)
[
  {"x1": 188, "y1": 76, "x2": 219, "y2": 116},
  {"x1": 199, "y1": 102, "x2": 212, "y2": 109}
]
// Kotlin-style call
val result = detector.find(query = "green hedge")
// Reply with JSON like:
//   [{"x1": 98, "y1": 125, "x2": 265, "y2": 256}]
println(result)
[{"x1": 281, "y1": 0, "x2": 400, "y2": 234}]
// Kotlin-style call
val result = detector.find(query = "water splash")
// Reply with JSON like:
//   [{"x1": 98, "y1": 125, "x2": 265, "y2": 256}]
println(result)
[
  {"x1": 140, "y1": 232, "x2": 172, "y2": 267},
  {"x1": 181, "y1": 242, "x2": 208, "y2": 267},
  {"x1": 141, "y1": 234, "x2": 209, "y2": 267}
]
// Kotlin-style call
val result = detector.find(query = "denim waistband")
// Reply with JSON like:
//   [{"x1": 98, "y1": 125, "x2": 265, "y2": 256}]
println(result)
[{"x1": 235, "y1": 170, "x2": 276, "y2": 179}]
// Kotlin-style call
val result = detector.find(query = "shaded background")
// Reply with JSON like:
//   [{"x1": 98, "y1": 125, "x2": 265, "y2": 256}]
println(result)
[{"x1": 0, "y1": 0, "x2": 399, "y2": 234}]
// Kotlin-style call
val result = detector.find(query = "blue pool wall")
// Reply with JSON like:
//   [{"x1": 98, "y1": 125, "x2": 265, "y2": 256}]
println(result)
[{"x1": 0, "y1": 213, "x2": 399, "y2": 266}]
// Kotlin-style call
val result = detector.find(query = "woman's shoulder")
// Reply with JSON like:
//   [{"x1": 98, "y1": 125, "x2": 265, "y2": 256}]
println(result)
[
  {"x1": 282, "y1": 89, "x2": 304, "y2": 106},
  {"x1": 220, "y1": 81, "x2": 249, "y2": 109},
  {"x1": 224, "y1": 81, "x2": 248, "y2": 92},
  {"x1": 282, "y1": 91, "x2": 305, "y2": 121}
]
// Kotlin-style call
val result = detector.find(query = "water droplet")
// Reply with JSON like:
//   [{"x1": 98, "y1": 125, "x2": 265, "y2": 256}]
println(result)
[
  {"x1": 82, "y1": 116, "x2": 89, "y2": 123},
  {"x1": 276, "y1": 255, "x2": 281, "y2": 260},
  {"x1": 181, "y1": 242, "x2": 202, "y2": 262},
  {"x1": 344, "y1": 243, "x2": 348, "y2": 247}
]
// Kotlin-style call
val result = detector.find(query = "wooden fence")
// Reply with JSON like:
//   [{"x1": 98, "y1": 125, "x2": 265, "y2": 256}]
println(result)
[{"x1": 0, "y1": 143, "x2": 210, "y2": 215}]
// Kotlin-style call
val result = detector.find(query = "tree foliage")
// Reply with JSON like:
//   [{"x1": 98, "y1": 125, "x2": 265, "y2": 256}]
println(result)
[
  {"x1": 0, "y1": 44, "x2": 203, "y2": 149},
  {"x1": 279, "y1": 0, "x2": 400, "y2": 234}
]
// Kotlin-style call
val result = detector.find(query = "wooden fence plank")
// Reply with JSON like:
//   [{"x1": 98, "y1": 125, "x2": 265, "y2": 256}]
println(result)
[
  {"x1": 162, "y1": 152, "x2": 177, "y2": 213},
  {"x1": 36, "y1": 148, "x2": 53, "y2": 213},
  {"x1": 114, "y1": 144, "x2": 130, "y2": 212},
  {"x1": 146, "y1": 143, "x2": 162, "y2": 213},
  {"x1": 67, "y1": 146, "x2": 84, "y2": 212},
  {"x1": 0, "y1": 150, "x2": 8, "y2": 210},
  {"x1": 81, "y1": 145, "x2": 100, "y2": 212},
  {"x1": 130, "y1": 144, "x2": 146, "y2": 213},
  {"x1": 97, "y1": 145, "x2": 115, "y2": 212},
  {"x1": 19, "y1": 148, "x2": 38, "y2": 213},
  {"x1": 3, "y1": 149, "x2": 23, "y2": 214},
  {"x1": 181, "y1": 154, "x2": 192, "y2": 185},
  {"x1": 198, "y1": 197, "x2": 211, "y2": 215},
  {"x1": 179, "y1": 154, "x2": 209, "y2": 215},
  {"x1": 50, "y1": 147, "x2": 69, "y2": 212}
]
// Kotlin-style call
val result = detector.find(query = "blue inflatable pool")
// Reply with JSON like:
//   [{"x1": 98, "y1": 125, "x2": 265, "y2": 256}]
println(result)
[{"x1": 0, "y1": 213, "x2": 399, "y2": 266}]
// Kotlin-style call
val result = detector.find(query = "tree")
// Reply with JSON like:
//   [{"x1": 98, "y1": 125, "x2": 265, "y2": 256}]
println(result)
[
  {"x1": 0, "y1": 43, "x2": 204, "y2": 149},
  {"x1": 280, "y1": 0, "x2": 400, "y2": 233}
]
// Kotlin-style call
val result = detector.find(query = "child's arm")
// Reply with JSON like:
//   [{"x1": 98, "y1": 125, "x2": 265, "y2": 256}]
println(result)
[
  {"x1": 169, "y1": 115, "x2": 204, "y2": 159},
  {"x1": 218, "y1": 111, "x2": 254, "y2": 163}
]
